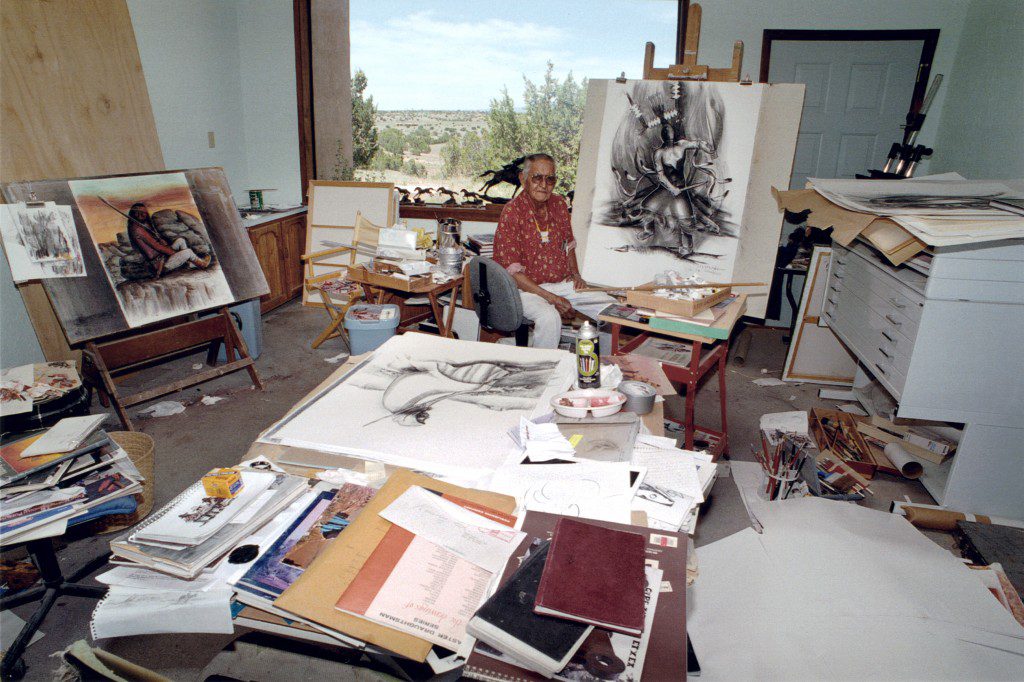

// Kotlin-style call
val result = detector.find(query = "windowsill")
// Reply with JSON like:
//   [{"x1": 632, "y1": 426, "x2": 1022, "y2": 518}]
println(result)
[{"x1": 398, "y1": 203, "x2": 505, "y2": 223}]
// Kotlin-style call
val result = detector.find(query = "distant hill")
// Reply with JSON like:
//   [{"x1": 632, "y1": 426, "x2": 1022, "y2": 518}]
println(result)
[{"x1": 377, "y1": 110, "x2": 488, "y2": 137}]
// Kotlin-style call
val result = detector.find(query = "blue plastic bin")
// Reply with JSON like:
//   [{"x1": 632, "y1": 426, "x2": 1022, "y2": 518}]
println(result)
[{"x1": 345, "y1": 304, "x2": 400, "y2": 355}]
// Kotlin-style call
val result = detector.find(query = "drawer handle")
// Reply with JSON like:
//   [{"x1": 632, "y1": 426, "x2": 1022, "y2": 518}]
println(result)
[
  {"x1": 878, "y1": 347, "x2": 892, "y2": 359},
  {"x1": 885, "y1": 314, "x2": 901, "y2": 326},
  {"x1": 827, "y1": 297, "x2": 837, "y2": 307},
  {"x1": 829, "y1": 285, "x2": 841, "y2": 292},
  {"x1": 888, "y1": 298, "x2": 906, "y2": 309},
  {"x1": 832, "y1": 272, "x2": 844, "y2": 279},
  {"x1": 876, "y1": 365, "x2": 887, "y2": 375},
  {"x1": 881, "y1": 331, "x2": 894, "y2": 342}
]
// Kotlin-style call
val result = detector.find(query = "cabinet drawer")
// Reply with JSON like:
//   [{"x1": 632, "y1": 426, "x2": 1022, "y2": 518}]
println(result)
[{"x1": 826, "y1": 304, "x2": 908, "y2": 399}]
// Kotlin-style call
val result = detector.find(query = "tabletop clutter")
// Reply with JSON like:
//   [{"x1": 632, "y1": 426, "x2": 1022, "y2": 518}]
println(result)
[{"x1": 34, "y1": 332, "x2": 711, "y2": 679}]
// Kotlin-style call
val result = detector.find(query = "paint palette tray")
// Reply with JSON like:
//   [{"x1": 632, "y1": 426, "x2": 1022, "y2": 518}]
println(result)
[
  {"x1": 551, "y1": 389, "x2": 626, "y2": 418},
  {"x1": 627, "y1": 284, "x2": 731, "y2": 317}
]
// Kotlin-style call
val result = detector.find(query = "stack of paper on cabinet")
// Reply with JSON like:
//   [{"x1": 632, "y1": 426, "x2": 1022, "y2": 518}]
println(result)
[{"x1": 1, "y1": 429, "x2": 143, "y2": 545}]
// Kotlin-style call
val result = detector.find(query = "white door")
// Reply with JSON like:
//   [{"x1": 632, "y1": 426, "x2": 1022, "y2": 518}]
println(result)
[{"x1": 768, "y1": 39, "x2": 924, "y2": 189}]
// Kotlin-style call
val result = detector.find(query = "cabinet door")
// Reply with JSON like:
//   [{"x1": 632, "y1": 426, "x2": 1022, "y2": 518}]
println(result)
[
  {"x1": 249, "y1": 223, "x2": 285, "y2": 313},
  {"x1": 281, "y1": 215, "x2": 306, "y2": 298}
]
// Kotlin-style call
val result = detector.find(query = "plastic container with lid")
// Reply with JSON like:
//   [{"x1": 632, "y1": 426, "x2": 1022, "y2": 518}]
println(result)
[{"x1": 344, "y1": 304, "x2": 400, "y2": 355}]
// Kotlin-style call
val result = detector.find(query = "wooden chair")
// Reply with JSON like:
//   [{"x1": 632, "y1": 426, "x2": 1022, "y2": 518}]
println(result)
[{"x1": 300, "y1": 211, "x2": 382, "y2": 349}]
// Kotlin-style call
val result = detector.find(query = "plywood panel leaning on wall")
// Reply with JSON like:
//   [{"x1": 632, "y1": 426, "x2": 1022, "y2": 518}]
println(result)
[{"x1": 1, "y1": 0, "x2": 165, "y2": 360}]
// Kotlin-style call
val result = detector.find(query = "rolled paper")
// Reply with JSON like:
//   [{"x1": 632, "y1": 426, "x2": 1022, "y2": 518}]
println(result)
[{"x1": 883, "y1": 442, "x2": 924, "y2": 479}]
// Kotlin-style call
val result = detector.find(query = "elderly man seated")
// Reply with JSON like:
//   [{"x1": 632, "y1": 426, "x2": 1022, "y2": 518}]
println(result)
[{"x1": 493, "y1": 153, "x2": 615, "y2": 348}]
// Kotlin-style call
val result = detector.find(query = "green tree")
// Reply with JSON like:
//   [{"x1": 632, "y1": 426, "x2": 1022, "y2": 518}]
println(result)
[
  {"x1": 406, "y1": 125, "x2": 432, "y2": 155},
  {"x1": 351, "y1": 69, "x2": 379, "y2": 168},
  {"x1": 379, "y1": 127, "x2": 405, "y2": 157},
  {"x1": 520, "y1": 63, "x2": 587, "y2": 193},
  {"x1": 484, "y1": 88, "x2": 525, "y2": 171}
]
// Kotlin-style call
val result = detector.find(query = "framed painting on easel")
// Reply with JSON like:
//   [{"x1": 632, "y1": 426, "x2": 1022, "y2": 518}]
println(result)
[{"x1": 302, "y1": 180, "x2": 395, "y2": 307}]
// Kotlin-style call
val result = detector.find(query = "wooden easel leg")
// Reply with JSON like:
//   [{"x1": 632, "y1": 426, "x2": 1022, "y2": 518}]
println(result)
[
  {"x1": 85, "y1": 342, "x2": 134, "y2": 431},
  {"x1": 222, "y1": 308, "x2": 263, "y2": 391}
]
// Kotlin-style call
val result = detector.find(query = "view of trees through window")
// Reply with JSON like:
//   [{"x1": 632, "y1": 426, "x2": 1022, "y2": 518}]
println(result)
[{"x1": 348, "y1": 2, "x2": 676, "y2": 199}]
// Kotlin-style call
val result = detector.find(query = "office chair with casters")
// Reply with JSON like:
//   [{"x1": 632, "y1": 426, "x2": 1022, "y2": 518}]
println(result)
[{"x1": 468, "y1": 256, "x2": 530, "y2": 346}]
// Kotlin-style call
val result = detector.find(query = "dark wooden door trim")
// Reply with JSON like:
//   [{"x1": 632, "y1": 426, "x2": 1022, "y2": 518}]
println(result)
[
  {"x1": 293, "y1": 0, "x2": 314, "y2": 203},
  {"x1": 759, "y1": 29, "x2": 940, "y2": 116}
]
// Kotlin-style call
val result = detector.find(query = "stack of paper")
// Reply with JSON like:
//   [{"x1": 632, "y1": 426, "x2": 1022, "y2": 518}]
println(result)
[
  {"x1": 110, "y1": 470, "x2": 307, "y2": 579},
  {"x1": 1, "y1": 430, "x2": 143, "y2": 545},
  {"x1": 808, "y1": 175, "x2": 1024, "y2": 246},
  {"x1": 629, "y1": 435, "x2": 716, "y2": 534}
]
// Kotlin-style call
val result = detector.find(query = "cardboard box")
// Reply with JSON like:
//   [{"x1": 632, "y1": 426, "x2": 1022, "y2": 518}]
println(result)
[
  {"x1": 857, "y1": 416, "x2": 953, "y2": 465},
  {"x1": 626, "y1": 285, "x2": 730, "y2": 318},
  {"x1": 773, "y1": 188, "x2": 927, "y2": 265},
  {"x1": 809, "y1": 408, "x2": 877, "y2": 478},
  {"x1": 201, "y1": 468, "x2": 243, "y2": 498}
]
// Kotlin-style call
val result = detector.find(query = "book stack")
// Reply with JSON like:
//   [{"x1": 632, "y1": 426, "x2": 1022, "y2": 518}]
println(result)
[
  {"x1": 465, "y1": 233, "x2": 495, "y2": 258},
  {"x1": 109, "y1": 469, "x2": 308, "y2": 579},
  {"x1": 1, "y1": 425, "x2": 144, "y2": 545},
  {"x1": 464, "y1": 512, "x2": 690, "y2": 681}
]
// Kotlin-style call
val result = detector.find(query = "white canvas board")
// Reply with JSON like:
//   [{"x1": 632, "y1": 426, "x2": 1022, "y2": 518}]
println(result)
[
  {"x1": 308, "y1": 182, "x2": 393, "y2": 227},
  {"x1": 260, "y1": 334, "x2": 575, "y2": 477},
  {"x1": 0, "y1": 202, "x2": 86, "y2": 282},
  {"x1": 809, "y1": 178, "x2": 1016, "y2": 216},
  {"x1": 573, "y1": 82, "x2": 802, "y2": 319}
]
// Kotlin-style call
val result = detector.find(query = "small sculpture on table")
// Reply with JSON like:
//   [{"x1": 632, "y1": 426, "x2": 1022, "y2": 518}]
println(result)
[{"x1": 478, "y1": 156, "x2": 525, "y2": 202}]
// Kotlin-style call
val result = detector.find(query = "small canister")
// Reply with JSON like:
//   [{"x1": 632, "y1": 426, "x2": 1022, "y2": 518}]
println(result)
[
  {"x1": 576, "y1": 321, "x2": 601, "y2": 388},
  {"x1": 618, "y1": 380, "x2": 656, "y2": 415}
]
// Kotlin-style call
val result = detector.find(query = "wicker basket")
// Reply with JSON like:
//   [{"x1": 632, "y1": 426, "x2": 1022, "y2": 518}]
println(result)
[{"x1": 94, "y1": 431, "x2": 156, "y2": 535}]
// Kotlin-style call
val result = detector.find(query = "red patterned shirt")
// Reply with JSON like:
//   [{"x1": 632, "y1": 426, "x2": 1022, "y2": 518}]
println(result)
[{"x1": 493, "y1": 192, "x2": 575, "y2": 285}]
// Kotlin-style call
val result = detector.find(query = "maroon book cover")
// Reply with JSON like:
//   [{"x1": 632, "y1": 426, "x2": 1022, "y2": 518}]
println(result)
[{"x1": 533, "y1": 517, "x2": 646, "y2": 635}]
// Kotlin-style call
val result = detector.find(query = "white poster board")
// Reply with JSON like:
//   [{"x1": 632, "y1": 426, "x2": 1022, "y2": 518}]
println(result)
[{"x1": 572, "y1": 81, "x2": 804, "y2": 318}]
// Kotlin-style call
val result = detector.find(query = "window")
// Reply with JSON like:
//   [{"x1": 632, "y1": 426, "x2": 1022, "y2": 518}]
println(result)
[{"x1": 349, "y1": 1, "x2": 677, "y2": 200}]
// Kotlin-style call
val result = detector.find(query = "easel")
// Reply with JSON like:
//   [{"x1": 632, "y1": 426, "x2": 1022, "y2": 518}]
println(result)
[
  {"x1": 643, "y1": 2, "x2": 744, "y2": 82},
  {"x1": 82, "y1": 307, "x2": 264, "y2": 431}
]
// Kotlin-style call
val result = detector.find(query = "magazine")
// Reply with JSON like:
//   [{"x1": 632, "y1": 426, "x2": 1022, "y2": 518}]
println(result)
[{"x1": 283, "y1": 483, "x2": 375, "y2": 568}]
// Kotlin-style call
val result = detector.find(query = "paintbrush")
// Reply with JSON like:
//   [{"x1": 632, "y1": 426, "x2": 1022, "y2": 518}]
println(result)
[{"x1": 577, "y1": 281, "x2": 767, "y2": 293}]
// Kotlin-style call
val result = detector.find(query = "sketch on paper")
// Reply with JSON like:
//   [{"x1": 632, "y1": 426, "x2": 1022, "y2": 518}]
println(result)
[
  {"x1": 602, "y1": 81, "x2": 735, "y2": 261},
  {"x1": 69, "y1": 172, "x2": 235, "y2": 327},
  {"x1": 0, "y1": 202, "x2": 86, "y2": 282},
  {"x1": 262, "y1": 334, "x2": 575, "y2": 475},
  {"x1": 808, "y1": 178, "x2": 1017, "y2": 216},
  {"x1": 577, "y1": 80, "x2": 765, "y2": 286}
]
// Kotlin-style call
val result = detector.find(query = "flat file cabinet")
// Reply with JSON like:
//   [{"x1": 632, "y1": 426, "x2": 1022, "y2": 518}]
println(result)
[{"x1": 822, "y1": 238, "x2": 1024, "y2": 518}]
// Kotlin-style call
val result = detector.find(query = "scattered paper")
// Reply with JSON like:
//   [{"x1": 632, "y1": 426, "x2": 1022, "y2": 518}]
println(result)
[
  {"x1": 192, "y1": 363, "x2": 203, "y2": 370},
  {"x1": 0, "y1": 202, "x2": 86, "y2": 283},
  {"x1": 21, "y1": 415, "x2": 106, "y2": 457},
  {"x1": 752, "y1": 378, "x2": 787, "y2": 387},
  {"x1": 1, "y1": 610, "x2": 44, "y2": 652},
  {"x1": 758, "y1": 411, "x2": 809, "y2": 436},
  {"x1": 838, "y1": 403, "x2": 868, "y2": 416},
  {"x1": 487, "y1": 461, "x2": 633, "y2": 523},
  {"x1": 517, "y1": 417, "x2": 575, "y2": 462},
  {"x1": 325, "y1": 351, "x2": 350, "y2": 364},
  {"x1": 631, "y1": 443, "x2": 704, "y2": 502},
  {"x1": 139, "y1": 400, "x2": 185, "y2": 417},
  {"x1": 200, "y1": 395, "x2": 225, "y2": 406},
  {"x1": 0, "y1": 365, "x2": 34, "y2": 416},
  {"x1": 380, "y1": 486, "x2": 525, "y2": 574},
  {"x1": 90, "y1": 587, "x2": 233, "y2": 638}
]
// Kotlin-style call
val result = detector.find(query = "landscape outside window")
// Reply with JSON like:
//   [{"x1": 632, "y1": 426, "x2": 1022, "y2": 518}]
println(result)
[{"x1": 348, "y1": 1, "x2": 676, "y2": 199}]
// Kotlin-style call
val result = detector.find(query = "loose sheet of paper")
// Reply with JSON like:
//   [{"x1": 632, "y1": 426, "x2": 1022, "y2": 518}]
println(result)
[
  {"x1": 487, "y1": 461, "x2": 633, "y2": 523},
  {"x1": 379, "y1": 486, "x2": 525, "y2": 574},
  {"x1": 517, "y1": 417, "x2": 576, "y2": 462},
  {"x1": 758, "y1": 410, "x2": 809, "y2": 436}
]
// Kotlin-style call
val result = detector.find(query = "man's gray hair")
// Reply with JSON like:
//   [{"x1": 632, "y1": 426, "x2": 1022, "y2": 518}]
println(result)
[{"x1": 521, "y1": 153, "x2": 555, "y2": 178}]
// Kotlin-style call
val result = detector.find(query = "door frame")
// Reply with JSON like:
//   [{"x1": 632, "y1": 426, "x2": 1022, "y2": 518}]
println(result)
[{"x1": 759, "y1": 29, "x2": 940, "y2": 116}]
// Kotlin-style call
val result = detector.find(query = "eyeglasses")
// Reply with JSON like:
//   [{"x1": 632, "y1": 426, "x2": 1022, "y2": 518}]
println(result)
[{"x1": 529, "y1": 174, "x2": 557, "y2": 186}]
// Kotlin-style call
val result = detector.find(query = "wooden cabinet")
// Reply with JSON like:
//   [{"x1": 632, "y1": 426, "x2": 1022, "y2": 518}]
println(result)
[{"x1": 247, "y1": 210, "x2": 307, "y2": 313}]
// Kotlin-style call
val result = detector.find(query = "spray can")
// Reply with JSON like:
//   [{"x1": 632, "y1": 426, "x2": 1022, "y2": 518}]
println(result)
[{"x1": 576, "y1": 321, "x2": 601, "y2": 388}]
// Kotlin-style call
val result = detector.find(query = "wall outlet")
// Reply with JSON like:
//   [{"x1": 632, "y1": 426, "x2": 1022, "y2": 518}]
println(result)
[{"x1": 207, "y1": 131, "x2": 216, "y2": 148}]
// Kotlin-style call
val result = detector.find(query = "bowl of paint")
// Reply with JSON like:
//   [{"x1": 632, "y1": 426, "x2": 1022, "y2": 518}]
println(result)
[{"x1": 551, "y1": 389, "x2": 627, "y2": 418}]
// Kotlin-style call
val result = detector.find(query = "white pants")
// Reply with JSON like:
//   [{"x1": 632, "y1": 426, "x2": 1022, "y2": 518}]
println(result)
[
  {"x1": 164, "y1": 237, "x2": 197, "y2": 271},
  {"x1": 520, "y1": 281, "x2": 616, "y2": 349}
]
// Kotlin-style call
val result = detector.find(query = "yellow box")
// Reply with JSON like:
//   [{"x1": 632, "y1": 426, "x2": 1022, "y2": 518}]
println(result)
[{"x1": 202, "y1": 468, "x2": 243, "y2": 499}]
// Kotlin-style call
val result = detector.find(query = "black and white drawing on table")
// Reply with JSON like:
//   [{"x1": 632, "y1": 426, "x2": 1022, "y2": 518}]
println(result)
[
  {"x1": 576, "y1": 80, "x2": 767, "y2": 287},
  {"x1": 0, "y1": 202, "x2": 86, "y2": 282},
  {"x1": 260, "y1": 334, "x2": 575, "y2": 476}
]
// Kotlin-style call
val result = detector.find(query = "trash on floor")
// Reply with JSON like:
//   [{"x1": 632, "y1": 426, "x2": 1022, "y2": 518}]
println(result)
[{"x1": 139, "y1": 401, "x2": 185, "y2": 418}]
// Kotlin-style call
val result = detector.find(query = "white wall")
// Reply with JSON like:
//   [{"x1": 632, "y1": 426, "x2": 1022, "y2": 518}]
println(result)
[
  {"x1": 931, "y1": 0, "x2": 1024, "y2": 179},
  {"x1": 693, "y1": 0, "x2": 970, "y2": 169},
  {"x1": 127, "y1": 0, "x2": 301, "y2": 207},
  {"x1": 238, "y1": 0, "x2": 303, "y2": 206}
]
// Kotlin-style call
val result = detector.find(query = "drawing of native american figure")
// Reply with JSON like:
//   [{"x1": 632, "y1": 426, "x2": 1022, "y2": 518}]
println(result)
[{"x1": 602, "y1": 81, "x2": 736, "y2": 262}]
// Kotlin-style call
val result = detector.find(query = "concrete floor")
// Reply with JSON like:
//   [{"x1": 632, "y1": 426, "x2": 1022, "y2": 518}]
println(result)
[{"x1": 5, "y1": 301, "x2": 945, "y2": 680}]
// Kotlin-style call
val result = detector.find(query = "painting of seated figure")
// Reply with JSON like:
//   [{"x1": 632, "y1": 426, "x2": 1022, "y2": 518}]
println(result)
[{"x1": 70, "y1": 171, "x2": 235, "y2": 327}]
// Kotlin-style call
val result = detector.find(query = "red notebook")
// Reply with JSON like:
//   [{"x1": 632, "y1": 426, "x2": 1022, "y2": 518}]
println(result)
[{"x1": 533, "y1": 517, "x2": 646, "y2": 635}]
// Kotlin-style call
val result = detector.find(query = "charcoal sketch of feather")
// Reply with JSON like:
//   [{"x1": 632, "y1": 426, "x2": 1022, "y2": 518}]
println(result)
[
  {"x1": 601, "y1": 81, "x2": 736, "y2": 262},
  {"x1": 355, "y1": 357, "x2": 561, "y2": 426}
]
